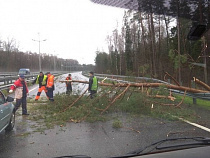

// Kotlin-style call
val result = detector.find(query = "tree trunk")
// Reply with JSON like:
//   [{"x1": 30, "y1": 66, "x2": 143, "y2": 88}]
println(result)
[
  {"x1": 59, "y1": 80, "x2": 209, "y2": 93},
  {"x1": 148, "y1": 13, "x2": 157, "y2": 76}
]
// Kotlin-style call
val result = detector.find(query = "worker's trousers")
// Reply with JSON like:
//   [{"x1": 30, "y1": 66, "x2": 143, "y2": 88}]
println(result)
[
  {"x1": 35, "y1": 86, "x2": 48, "y2": 100},
  {"x1": 47, "y1": 87, "x2": 54, "y2": 101},
  {"x1": 15, "y1": 97, "x2": 27, "y2": 114}
]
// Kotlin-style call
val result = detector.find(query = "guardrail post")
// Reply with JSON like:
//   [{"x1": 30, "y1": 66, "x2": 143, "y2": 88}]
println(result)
[
  {"x1": 4, "y1": 79, "x2": 7, "y2": 85},
  {"x1": 191, "y1": 80, "x2": 197, "y2": 104},
  {"x1": 168, "y1": 79, "x2": 171, "y2": 84}
]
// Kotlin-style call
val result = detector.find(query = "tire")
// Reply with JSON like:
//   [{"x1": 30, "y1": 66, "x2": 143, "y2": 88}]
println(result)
[{"x1": 5, "y1": 112, "x2": 15, "y2": 132}]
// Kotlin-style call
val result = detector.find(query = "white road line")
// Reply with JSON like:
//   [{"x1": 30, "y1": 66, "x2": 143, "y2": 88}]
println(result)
[
  {"x1": 29, "y1": 86, "x2": 38, "y2": 93},
  {"x1": 172, "y1": 115, "x2": 210, "y2": 133},
  {"x1": 179, "y1": 118, "x2": 210, "y2": 133}
]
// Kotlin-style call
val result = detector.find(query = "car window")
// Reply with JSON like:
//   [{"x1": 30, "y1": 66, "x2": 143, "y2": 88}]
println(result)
[{"x1": 0, "y1": 92, "x2": 5, "y2": 104}]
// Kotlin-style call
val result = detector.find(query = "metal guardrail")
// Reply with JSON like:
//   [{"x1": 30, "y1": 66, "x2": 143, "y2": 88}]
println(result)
[
  {"x1": 0, "y1": 74, "x2": 38, "y2": 85},
  {"x1": 95, "y1": 73, "x2": 210, "y2": 101},
  {"x1": 0, "y1": 72, "x2": 66, "y2": 90},
  {"x1": 0, "y1": 72, "x2": 18, "y2": 76},
  {"x1": 96, "y1": 73, "x2": 170, "y2": 84},
  {"x1": 0, "y1": 78, "x2": 35, "y2": 91}
]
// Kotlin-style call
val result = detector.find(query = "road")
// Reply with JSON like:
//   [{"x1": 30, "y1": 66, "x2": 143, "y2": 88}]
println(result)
[
  {"x1": 8, "y1": 72, "x2": 89, "y2": 99},
  {"x1": 0, "y1": 72, "x2": 210, "y2": 158}
]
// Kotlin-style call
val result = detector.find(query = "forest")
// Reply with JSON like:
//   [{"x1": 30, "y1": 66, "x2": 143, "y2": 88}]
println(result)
[
  {"x1": 94, "y1": 0, "x2": 210, "y2": 86},
  {"x1": 0, "y1": 38, "x2": 94, "y2": 72}
]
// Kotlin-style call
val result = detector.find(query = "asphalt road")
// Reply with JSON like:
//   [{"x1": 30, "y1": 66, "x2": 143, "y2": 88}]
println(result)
[
  {"x1": 0, "y1": 72, "x2": 210, "y2": 158},
  {"x1": 8, "y1": 72, "x2": 89, "y2": 99}
]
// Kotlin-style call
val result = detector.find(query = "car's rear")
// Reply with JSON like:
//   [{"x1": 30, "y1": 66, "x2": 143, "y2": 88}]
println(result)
[{"x1": 0, "y1": 92, "x2": 15, "y2": 133}]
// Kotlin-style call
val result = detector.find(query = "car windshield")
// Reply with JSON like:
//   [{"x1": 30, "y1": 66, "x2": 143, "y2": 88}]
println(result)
[
  {"x1": 19, "y1": 70, "x2": 27, "y2": 74},
  {"x1": 0, "y1": 0, "x2": 209, "y2": 158}
]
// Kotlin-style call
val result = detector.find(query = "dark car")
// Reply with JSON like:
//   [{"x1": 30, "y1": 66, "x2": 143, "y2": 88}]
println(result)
[
  {"x1": 18, "y1": 68, "x2": 30, "y2": 75},
  {"x1": 0, "y1": 91, "x2": 15, "y2": 133}
]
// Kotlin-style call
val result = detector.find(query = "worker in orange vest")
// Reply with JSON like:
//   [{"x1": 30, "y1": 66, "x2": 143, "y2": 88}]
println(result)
[
  {"x1": 46, "y1": 72, "x2": 55, "y2": 101},
  {"x1": 65, "y1": 74, "x2": 72, "y2": 94}
]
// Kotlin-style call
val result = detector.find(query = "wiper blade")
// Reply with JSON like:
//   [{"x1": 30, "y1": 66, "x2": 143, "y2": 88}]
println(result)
[
  {"x1": 53, "y1": 155, "x2": 91, "y2": 158},
  {"x1": 156, "y1": 137, "x2": 210, "y2": 150},
  {"x1": 110, "y1": 137, "x2": 210, "y2": 158}
]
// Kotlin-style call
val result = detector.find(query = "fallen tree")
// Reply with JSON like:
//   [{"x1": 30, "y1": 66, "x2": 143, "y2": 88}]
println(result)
[
  {"x1": 164, "y1": 72, "x2": 180, "y2": 86},
  {"x1": 101, "y1": 84, "x2": 130, "y2": 114},
  {"x1": 193, "y1": 77, "x2": 210, "y2": 91},
  {"x1": 60, "y1": 80, "x2": 209, "y2": 94},
  {"x1": 59, "y1": 78, "x2": 209, "y2": 112}
]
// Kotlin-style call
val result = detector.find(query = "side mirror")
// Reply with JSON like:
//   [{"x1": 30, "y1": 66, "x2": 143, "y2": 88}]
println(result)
[
  {"x1": 187, "y1": 24, "x2": 207, "y2": 40},
  {"x1": 6, "y1": 96, "x2": 14, "y2": 102}
]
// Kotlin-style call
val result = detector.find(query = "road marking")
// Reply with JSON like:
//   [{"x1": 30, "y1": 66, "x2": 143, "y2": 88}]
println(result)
[
  {"x1": 179, "y1": 118, "x2": 210, "y2": 133},
  {"x1": 29, "y1": 86, "x2": 38, "y2": 93},
  {"x1": 172, "y1": 115, "x2": 210, "y2": 133}
]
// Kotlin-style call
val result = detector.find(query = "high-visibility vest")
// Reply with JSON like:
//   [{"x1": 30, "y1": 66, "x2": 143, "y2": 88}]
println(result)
[
  {"x1": 66, "y1": 77, "x2": 72, "y2": 86},
  {"x1": 36, "y1": 75, "x2": 47, "y2": 85},
  {"x1": 91, "y1": 76, "x2": 98, "y2": 91},
  {"x1": 47, "y1": 74, "x2": 54, "y2": 88}
]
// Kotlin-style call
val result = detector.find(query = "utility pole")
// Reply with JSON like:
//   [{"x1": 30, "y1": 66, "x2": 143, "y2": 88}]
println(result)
[
  {"x1": 54, "y1": 56, "x2": 56, "y2": 72},
  {"x1": 53, "y1": 52, "x2": 58, "y2": 72},
  {"x1": 32, "y1": 33, "x2": 47, "y2": 72}
]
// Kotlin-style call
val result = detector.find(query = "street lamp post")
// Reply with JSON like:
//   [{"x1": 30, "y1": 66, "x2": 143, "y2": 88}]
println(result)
[
  {"x1": 32, "y1": 33, "x2": 47, "y2": 72},
  {"x1": 53, "y1": 53, "x2": 59, "y2": 72}
]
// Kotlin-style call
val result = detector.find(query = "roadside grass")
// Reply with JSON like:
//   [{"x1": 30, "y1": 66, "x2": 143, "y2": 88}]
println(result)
[
  {"x1": 2, "y1": 89, "x2": 9, "y2": 96},
  {"x1": 112, "y1": 119, "x2": 122, "y2": 128},
  {"x1": 112, "y1": 89, "x2": 197, "y2": 121},
  {"x1": 27, "y1": 86, "x2": 208, "y2": 131},
  {"x1": 175, "y1": 94, "x2": 210, "y2": 110}
]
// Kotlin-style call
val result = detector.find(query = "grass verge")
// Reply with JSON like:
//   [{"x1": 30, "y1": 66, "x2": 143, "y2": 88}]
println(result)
[{"x1": 175, "y1": 94, "x2": 210, "y2": 110}]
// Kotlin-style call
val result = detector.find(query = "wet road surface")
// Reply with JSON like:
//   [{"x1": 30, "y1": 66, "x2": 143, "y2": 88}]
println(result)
[
  {"x1": 1, "y1": 113, "x2": 210, "y2": 158},
  {"x1": 1, "y1": 72, "x2": 210, "y2": 158},
  {"x1": 28, "y1": 71, "x2": 89, "y2": 98}
]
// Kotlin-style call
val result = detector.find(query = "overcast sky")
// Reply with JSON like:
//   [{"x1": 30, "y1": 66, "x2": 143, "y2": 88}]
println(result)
[{"x1": 0, "y1": 0, "x2": 125, "y2": 65}]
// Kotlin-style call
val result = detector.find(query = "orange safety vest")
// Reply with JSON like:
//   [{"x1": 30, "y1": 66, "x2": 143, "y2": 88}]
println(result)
[
  {"x1": 47, "y1": 74, "x2": 54, "y2": 88},
  {"x1": 65, "y1": 77, "x2": 72, "y2": 86}
]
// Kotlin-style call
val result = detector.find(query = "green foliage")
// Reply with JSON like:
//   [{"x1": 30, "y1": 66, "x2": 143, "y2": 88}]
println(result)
[
  {"x1": 168, "y1": 49, "x2": 175, "y2": 60},
  {"x1": 150, "y1": 105, "x2": 195, "y2": 121},
  {"x1": 125, "y1": 70, "x2": 135, "y2": 76},
  {"x1": 168, "y1": 49, "x2": 187, "y2": 70},
  {"x1": 114, "y1": 92, "x2": 150, "y2": 115},
  {"x1": 112, "y1": 119, "x2": 122, "y2": 128},
  {"x1": 190, "y1": 40, "x2": 202, "y2": 60},
  {"x1": 153, "y1": 85, "x2": 168, "y2": 96},
  {"x1": 1, "y1": 89, "x2": 9, "y2": 96},
  {"x1": 95, "y1": 51, "x2": 109, "y2": 73},
  {"x1": 139, "y1": 64, "x2": 150, "y2": 76},
  {"x1": 175, "y1": 95, "x2": 210, "y2": 110},
  {"x1": 28, "y1": 94, "x2": 108, "y2": 128}
]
